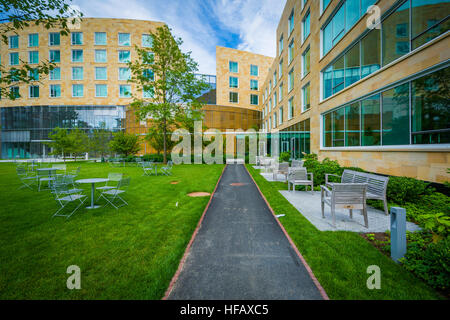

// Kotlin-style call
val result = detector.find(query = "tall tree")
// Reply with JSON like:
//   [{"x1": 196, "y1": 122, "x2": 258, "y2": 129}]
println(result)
[
  {"x1": 68, "y1": 128, "x2": 88, "y2": 161},
  {"x1": 109, "y1": 132, "x2": 141, "y2": 157},
  {"x1": 0, "y1": 0, "x2": 82, "y2": 100},
  {"x1": 89, "y1": 128, "x2": 112, "y2": 159},
  {"x1": 145, "y1": 123, "x2": 175, "y2": 155},
  {"x1": 46, "y1": 127, "x2": 71, "y2": 162},
  {"x1": 128, "y1": 25, "x2": 209, "y2": 163}
]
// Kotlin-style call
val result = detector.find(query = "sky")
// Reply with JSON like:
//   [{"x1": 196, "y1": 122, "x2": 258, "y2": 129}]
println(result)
[{"x1": 70, "y1": 0, "x2": 287, "y2": 75}]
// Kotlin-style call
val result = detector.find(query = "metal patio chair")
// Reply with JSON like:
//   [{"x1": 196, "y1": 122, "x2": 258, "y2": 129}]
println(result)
[
  {"x1": 142, "y1": 162, "x2": 157, "y2": 176},
  {"x1": 98, "y1": 177, "x2": 130, "y2": 210},
  {"x1": 37, "y1": 168, "x2": 56, "y2": 191},
  {"x1": 160, "y1": 161, "x2": 173, "y2": 176},
  {"x1": 16, "y1": 166, "x2": 37, "y2": 190},
  {"x1": 66, "y1": 167, "x2": 81, "y2": 179},
  {"x1": 321, "y1": 183, "x2": 368, "y2": 228},
  {"x1": 52, "y1": 179, "x2": 87, "y2": 219},
  {"x1": 96, "y1": 173, "x2": 123, "y2": 193}
]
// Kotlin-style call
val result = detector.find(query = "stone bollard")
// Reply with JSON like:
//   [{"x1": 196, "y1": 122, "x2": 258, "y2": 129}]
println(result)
[{"x1": 390, "y1": 207, "x2": 407, "y2": 263}]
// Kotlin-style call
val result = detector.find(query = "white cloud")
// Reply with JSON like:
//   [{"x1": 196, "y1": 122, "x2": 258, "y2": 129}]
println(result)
[{"x1": 71, "y1": 0, "x2": 285, "y2": 74}]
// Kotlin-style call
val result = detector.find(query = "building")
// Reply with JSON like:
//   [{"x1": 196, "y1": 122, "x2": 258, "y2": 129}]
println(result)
[
  {"x1": 260, "y1": 0, "x2": 449, "y2": 183},
  {"x1": 0, "y1": 18, "x2": 165, "y2": 158}
]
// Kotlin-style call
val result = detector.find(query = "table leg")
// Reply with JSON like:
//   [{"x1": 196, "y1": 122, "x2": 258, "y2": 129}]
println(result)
[{"x1": 86, "y1": 182, "x2": 101, "y2": 209}]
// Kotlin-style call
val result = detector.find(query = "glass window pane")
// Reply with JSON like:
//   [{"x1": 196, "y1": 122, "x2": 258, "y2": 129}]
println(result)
[
  {"x1": 345, "y1": 44, "x2": 360, "y2": 86},
  {"x1": 323, "y1": 22, "x2": 332, "y2": 54},
  {"x1": 382, "y1": 2, "x2": 410, "y2": 66},
  {"x1": 332, "y1": 56, "x2": 345, "y2": 94},
  {"x1": 142, "y1": 34, "x2": 153, "y2": 47},
  {"x1": 95, "y1": 32, "x2": 107, "y2": 45},
  {"x1": 361, "y1": 29, "x2": 381, "y2": 78},
  {"x1": 361, "y1": 94, "x2": 381, "y2": 146},
  {"x1": 50, "y1": 67, "x2": 61, "y2": 80},
  {"x1": 96, "y1": 84, "x2": 107, "y2": 97},
  {"x1": 362, "y1": 0, "x2": 377, "y2": 13},
  {"x1": 333, "y1": 5, "x2": 345, "y2": 45},
  {"x1": 118, "y1": 33, "x2": 130, "y2": 46},
  {"x1": 95, "y1": 67, "x2": 107, "y2": 80},
  {"x1": 229, "y1": 76, "x2": 238, "y2": 88},
  {"x1": 332, "y1": 108, "x2": 345, "y2": 146},
  {"x1": 119, "y1": 85, "x2": 131, "y2": 97},
  {"x1": 412, "y1": 0, "x2": 450, "y2": 49},
  {"x1": 50, "y1": 50, "x2": 60, "y2": 63},
  {"x1": 411, "y1": 66, "x2": 450, "y2": 144},
  {"x1": 323, "y1": 66, "x2": 333, "y2": 99},
  {"x1": 345, "y1": 103, "x2": 360, "y2": 146},
  {"x1": 95, "y1": 50, "x2": 107, "y2": 62},
  {"x1": 382, "y1": 83, "x2": 410, "y2": 145},
  {"x1": 346, "y1": 0, "x2": 360, "y2": 28}
]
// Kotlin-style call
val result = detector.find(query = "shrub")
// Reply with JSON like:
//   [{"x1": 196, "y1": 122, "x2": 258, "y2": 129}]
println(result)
[
  {"x1": 386, "y1": 176, "x2": 431, "y2": 205},
  {"x1": 279, "y1": 151, "x2": 291, "y2": 163},
  {"x1": 143, "y1": 154, "x2": 171, "y2": 163},
  {"x1": 401, "y1": 237, "x2": 450, "y2": 292},
  {"x1": 303, "y1": 154, "x2": 342, "y2": 187}
]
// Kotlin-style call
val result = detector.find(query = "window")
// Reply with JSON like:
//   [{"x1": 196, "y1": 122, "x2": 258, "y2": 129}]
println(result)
[
  {"x1": 250, "y1": 94, "x2": 259, "y2": 105},
  {"x1": 9, "y1": 35, "x2": 19, "y2": 49},
  {"x1": 411, "y1": 67, "x2": 450, "y2": 144},
  {"x1": 72, "y1": 84, "x2": 84, "y2": 97},
  {"x1": 288, "y1": 98, "x2": 294, "y2": 119},
  {"x1": 28, "y1": 34, "x2": 38, "y2": 47},
  {"x1": 118, "y1": 33, "x2": 131, "y2": 46},
  {"x1": 279, "y1": 83, "x2": 283, "y2": 101},
  {"x1": 49, "y1": 67, "x2": 61, "y2": 80},
  {"x1": 332, "y1": 108, "x2": 345, "y2": 146},
  {"x1": 302, "y1": 83, "x2": 310, "y2": 111},
  {"x1": 382, "y1": 83, "x2": 410, "y2": 145},
  {"x1": 279, "y1": 107, "x2": 283, "y2": 125},
  {"x1": 71, "y1": 32, "x2": 83, "y2": 45},
  {"x1": 411, "y1": 0, "x2": 450, "y2": 49},
  {"x1": 288, "y1": 69, "x2": 294, "y2": 92},
  {"x1": 250, "y1": 79, "x2": 258, "y2": 91},
  {"x1": 143, "y1": 86, "x2": 154, "y2": 98},
  {"x1": 29, "y1": 69, "x2": 39, "y2": 81},
  {"x1": 94, "y1": 32, "x2": 107, "y2": 45},
  {"x1": 345, "y1": 44, "x2": 360, "y2": 86},
  {"x1": 269, "y1": 99, "x2": 272, "y2": 112},
  {"x1": 49, "y1": 32, "x2": 60, "y2": 46},
  {"x1": 345, "y1": 103, "x2": 360, "y2": 146},
  {"x1": 382, "y1": 1, "x2": 410, "y2": 66},
  {"x1": 10, "y1": 86, "x2": 20, "y2": 99},
  {"x1": 9, "y1": 53, "x2": 19, "y2": 65},
  {"x1": 50, "y1": 84, "x2": 61, "y2": 98},
  {"x1": 142, "y1": 34, "x2": 153, "y2": 47},
  {"x1": 279, "y1": 59, "x2": 283, "y2": 78},
  {"x1": 143, "y1": 69, "x2": 154, "y2": 81},
  {"x1": 322, "y1": 0, "x2": 376, "y2": 55},
  {"x1": 95, "y1": 84, "x2": 108, "y2": 97},
  {"x1": 279, "y1": 35, "x2": 284, "y2": 55},
  {"x1": 95, "y1": 49, "x2": 107, "y2": 63},
  {"x1": 322, "y1": 0, "x2": 332, "y2": 13},
  {"x1": 118, "y1": 50, "x2": 130, "y2": 63},
  {"x1": 29, "y1": 85, "x2": 39, "y2": 98},
  {"x1": 302, "y1": 47, "x2": 310, "y2": 77},
  {"x1": 49, "y1": 50, "x2": 60, "y2": 63},
  {"x1": 288, "y1": 40, "x2": 294, "y2": 64},
  {"x1": 229, "y1": 76, "x2": 238, "y2": 88},
  {"x1": 269, "y1": 80, "x2": 272, "y2": 94},
  {"x1": 229, "y1": 92, "x2": 238, "y2": 103},
  {"x1": 274, "y1": 113, "x2": 277, "y2": 128},
  {"x1": 302, "y1": 10, "x2": 310, "y2": 41},
  {"x1": 72, "y1": 49, "x2": 83, "y2": 62},
  {"x1": 95, "y1": 67, "x2": 107, "y2": 80},
  {"x1": 119, "y1": 85, "x2": 131, "y2": 98},
  {"x1": 361, "y1": 29, "x2": 380, "y2": 79},
  {"x1": 29, "y1": 51, "x2": 39, "y2": 64},
  {"x1": 72, "y1": 67, "x2": 83, "y2": 80},
  {"x1": 229, "y1": 61, "x2": 238, "y2": 73},
  {"x1": 362, "y1": 94, "x2": 381, "y2": 146},
  {"x1": 119, "y1": 68, "x2": 131, "y2": 81},
  {"x1": 250, "y1": 64, "x2": 258, "y2": 76},
  {"x1": 273, "y1": 92, "x2": 277, "y2": 107},
  {"x1": 289, "y1": 10, "x2": 295, "y2": 35}
]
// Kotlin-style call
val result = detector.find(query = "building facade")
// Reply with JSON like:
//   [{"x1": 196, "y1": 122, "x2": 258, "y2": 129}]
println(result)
[
  {"x1": 260, "y1": 0, "x2": 449, "y2": 183},
  {"x1": 0, "y1": 18, "x2": 164, "y2": 158}
]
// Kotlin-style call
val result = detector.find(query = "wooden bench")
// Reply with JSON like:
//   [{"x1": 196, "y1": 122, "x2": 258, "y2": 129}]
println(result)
[{"x1": 325, "y1": 169, "x2": 389, "y2": 215}]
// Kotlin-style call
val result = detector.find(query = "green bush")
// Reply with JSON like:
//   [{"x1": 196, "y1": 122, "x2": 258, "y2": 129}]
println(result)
[
  {"x1": 279, "y1": 151, "x2": 291, "y2": 163},
  {"x1": 401, "y1": 237, "x2": 450, "y2": 292},
  {"x1": 386, "y1": 176, "x2": 432, "y2": 205},
  {"x1": 303, "y1": 154, "x2": 342, "y2": 186},
  {"x1": 143, "y1": 154, "x2": 171, "y2": 163}
]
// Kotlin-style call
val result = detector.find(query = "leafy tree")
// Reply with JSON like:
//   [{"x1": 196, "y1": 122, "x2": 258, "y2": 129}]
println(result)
[
  {"x1": 128, "y1": 25, "x2": 209, "y2": 163},
  {"x1": 145, "y1": 124, "x2": 175, "y2": 155},
  {"x1": 109, "y1": 132, "x2": 141, "y2": 157},
  {"x1": 46, "y1": 127, "x2": 71, "y2": 162},
  {"x1": 0, "y1": 0, "x2": 82, "y2": 100},
  {"x1": 89, "y1": 128, "x2": 112, "y2": 159},
  {"x1": 68, "y1": 128, "x2": 88, "y2": 161}
]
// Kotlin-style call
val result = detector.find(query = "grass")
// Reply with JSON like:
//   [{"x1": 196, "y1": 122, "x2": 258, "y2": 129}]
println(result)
[
  {"x1": 246, "y1": 165, "x2": 443, "y2": 300},
  {"x1": 0, "y1": 162, "x2": 224, "y2": 299}
]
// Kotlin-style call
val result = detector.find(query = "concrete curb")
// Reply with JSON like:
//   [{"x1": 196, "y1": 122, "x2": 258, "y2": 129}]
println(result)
[
  {"x1": 244, "y1": 165, "x2": 330, "y2": 300},
  {"x1": 162, "y1": 164, "x2": 227, "y2": 300}
]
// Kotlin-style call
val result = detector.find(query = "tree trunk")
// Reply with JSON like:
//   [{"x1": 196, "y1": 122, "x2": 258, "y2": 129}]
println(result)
[{"x1": 163, "y1": 120, "x2": 167, "y2": 164}]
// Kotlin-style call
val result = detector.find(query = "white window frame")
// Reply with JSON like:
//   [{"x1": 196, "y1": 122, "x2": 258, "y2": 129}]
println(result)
[
  {"x1": 95, "y1": 84, "x2": 108, "y2": 98},
  {"x1": 119, "y1": 84, "x2": 131, "y2": 98},
  {"x1": 29, "y1": 85, "x2": 39, "y2": 98},
  {"x1": 71, "y1": 32, "x2": 83, "y2": 45},
  {"x1": 229, "y1": 61, "x2": 239, "y2": 73},
  {"x1": 229, "y1": 91, "x2": 239, "y2": 103},
  {"x1": 229, "y1": 76, "x2": 239, "y2": 89},
  {"x1": 95, "y1": 67, "x2": 107, "y2": 80},
  {"x1": 49, "y1": 84, "x2": 61, "y2": 98},
  {"x1": 72, "y1": 84, "x2": 84, "y2": 98},
  {"x1": 94, "y1": 32, "x2": 107, "y2": 46},
  {"x1": 71, "y1": 49, "x2": 83, "y2": 63}
]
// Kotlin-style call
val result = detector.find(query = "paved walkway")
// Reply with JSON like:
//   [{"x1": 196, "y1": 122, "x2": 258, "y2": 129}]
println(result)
[{"x1": 167, "y1": 164, "x2": 325, "y2": 300}]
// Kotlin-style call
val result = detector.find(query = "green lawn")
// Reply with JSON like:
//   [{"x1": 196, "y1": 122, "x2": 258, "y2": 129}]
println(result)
[
  {"x1": 246, "y1": 165, "x2": 442, "y2": 300},
  {"x1": 0, "y1": 162, "x2": 224, "y2": 299}
]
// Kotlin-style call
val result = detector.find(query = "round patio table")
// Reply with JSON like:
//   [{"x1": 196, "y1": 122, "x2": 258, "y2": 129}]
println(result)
[{"x1": 76, "y1": 178, "x2": 109, "y2": 209}]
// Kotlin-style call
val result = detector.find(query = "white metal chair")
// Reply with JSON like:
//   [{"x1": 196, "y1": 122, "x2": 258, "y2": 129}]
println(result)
[
  {"x1": 52, "y1": 179, "x2": 87, "y2": 219},
  {"x1": 287, "y1": 168, "x2": 314, "y2": 193},
  {"x1": 52, "y1": 164, "x2": 67, "y2": 176},
  {"x1": 321, "y1": 183, "x2": 368, "y2": 228},
  {"x1": 66, "y1": 167, "x2": 81, "y2": 179},
  {"x1": 16, "y1": 166, "x2": 37, "y2": 190},
  {"x1": 37, "y1": 169, "x2": 56, "y2": 191},
  {"x1": 161, "y1": 161, "x2": 173, "y2": 176},
  {"x1": 99, "y1": 177, "x2": 130, "y2": 209},
  {"x1": 142, "y1": 162, "x2": 157, "y2": 176},
  {"x1": 96, "y1": 173, "x2": 123, "y2": 192}
]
